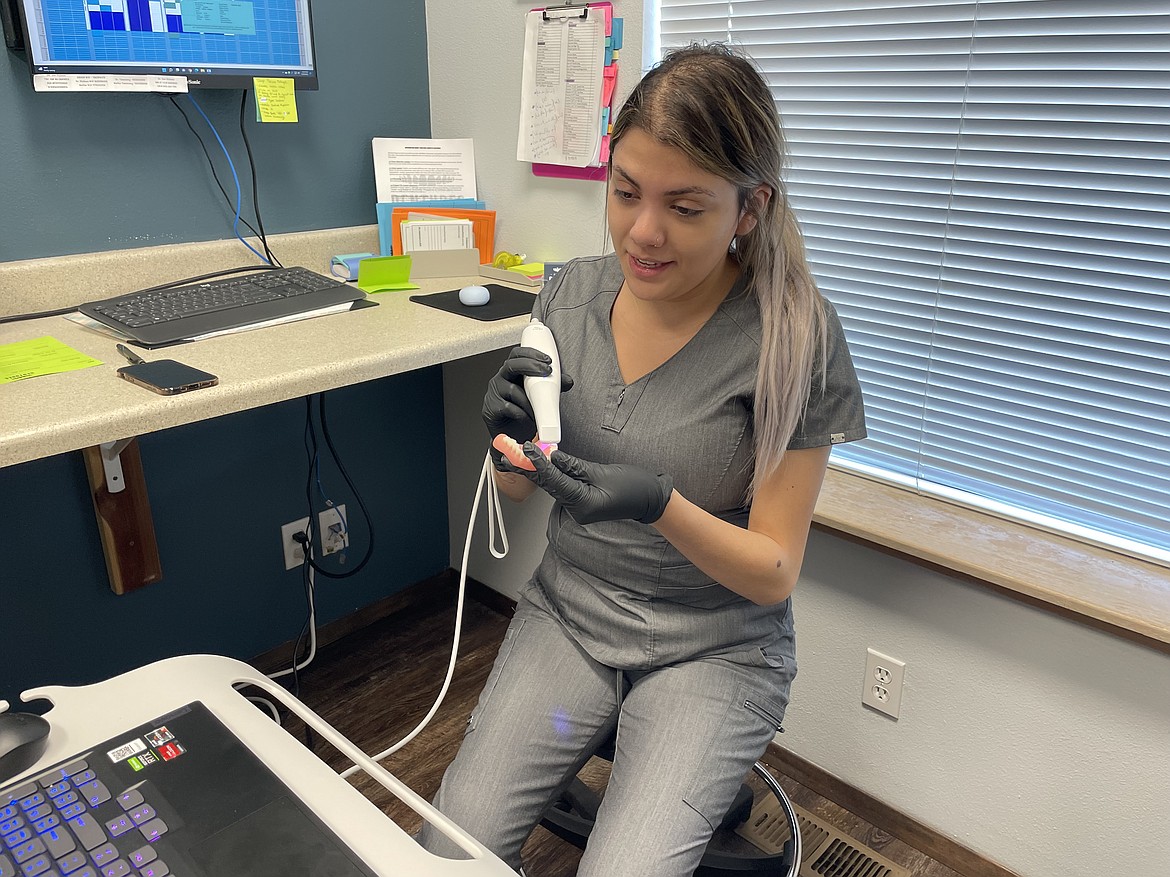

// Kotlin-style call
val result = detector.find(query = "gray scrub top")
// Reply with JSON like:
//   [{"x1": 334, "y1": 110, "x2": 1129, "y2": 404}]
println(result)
[{"x1": 522, "y1": 253, "x2": 866, "y2": 674}]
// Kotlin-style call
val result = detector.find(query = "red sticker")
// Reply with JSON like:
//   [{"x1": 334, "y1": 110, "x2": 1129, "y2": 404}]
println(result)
[{"x1": 156, "y1": 742, "x2": 186, "y2": 761}]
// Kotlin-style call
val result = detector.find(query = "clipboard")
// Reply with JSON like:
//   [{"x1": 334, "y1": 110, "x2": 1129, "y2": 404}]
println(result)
[
  {"x1": 518, "y1": 3, "x2": 608, "y2": 170},
  {"x1": 541, "y1": 1, "x2": 590, "y2": 20},
  {"x1": 523, "y1": 3, "x2": 616, "y2": 180}
]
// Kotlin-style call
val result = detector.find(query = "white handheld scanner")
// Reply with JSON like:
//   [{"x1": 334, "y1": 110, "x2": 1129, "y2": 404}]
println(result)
[{"x1": 521, "y1": 319, "x2": 561, "y2": 447}]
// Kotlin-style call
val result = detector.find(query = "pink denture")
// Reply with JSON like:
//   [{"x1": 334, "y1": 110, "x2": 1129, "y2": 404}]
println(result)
[{"x1": 492, "y1": 435, "x2": 556, "y2": 471}]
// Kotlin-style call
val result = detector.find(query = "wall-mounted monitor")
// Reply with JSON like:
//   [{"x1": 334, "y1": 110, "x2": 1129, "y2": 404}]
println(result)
[{"x1": 14, "y1": 0, "x2": 319, "y2": 91}]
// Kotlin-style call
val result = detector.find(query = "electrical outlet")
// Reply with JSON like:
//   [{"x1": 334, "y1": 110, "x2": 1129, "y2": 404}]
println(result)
[
  {"x1": 280, "y1": 517, "x2": 310, "y2": 570},
  {"x1": 318, "y1": 504, "x2": 348, "y2": 557},
  {"x1": 862, "y1": 648, "x2": 906, "y2": 719}
]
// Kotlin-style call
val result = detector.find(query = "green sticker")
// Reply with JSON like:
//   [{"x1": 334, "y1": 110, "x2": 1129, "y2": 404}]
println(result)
[{"x1": 127, "y1": 757, "x2": 144, "y2": 772}]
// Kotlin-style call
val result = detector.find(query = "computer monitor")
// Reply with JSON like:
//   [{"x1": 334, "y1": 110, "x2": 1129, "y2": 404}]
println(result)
[
  {"x1": 2, "y1": 0, "x2": 24, "y2": 48},
  {"x1": 14, "y1": 0, "x2": 319, "y2": 91}
]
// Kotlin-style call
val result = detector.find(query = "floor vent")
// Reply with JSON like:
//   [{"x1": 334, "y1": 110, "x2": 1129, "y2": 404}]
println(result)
[{"x1": 736, "y1": 796, "x2": 910, "y2": 877}]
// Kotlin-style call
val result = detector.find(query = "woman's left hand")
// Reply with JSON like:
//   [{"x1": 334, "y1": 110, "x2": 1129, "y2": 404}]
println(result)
[{"x1": 512, "y1": 443, "x2": 674, "y2": 525}]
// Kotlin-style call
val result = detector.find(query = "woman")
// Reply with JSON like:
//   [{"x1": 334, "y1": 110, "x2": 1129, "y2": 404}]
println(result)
[{"x1": 420, "y1": 43, "x2": 866, "y2": 875}]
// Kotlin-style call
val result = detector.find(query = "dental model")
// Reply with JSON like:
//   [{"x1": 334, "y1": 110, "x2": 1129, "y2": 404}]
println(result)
[
  {"x1": 493, "y1": 319, "x2": 561, "y2": 471},
  {"x1": 492, "y1": 434, "x2": 551, "y2": 471}
]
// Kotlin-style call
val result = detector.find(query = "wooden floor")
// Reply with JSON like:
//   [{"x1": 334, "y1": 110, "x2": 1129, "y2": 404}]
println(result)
[{"x1": 259, "y1": 580, "x2": 966, "y2": 877}]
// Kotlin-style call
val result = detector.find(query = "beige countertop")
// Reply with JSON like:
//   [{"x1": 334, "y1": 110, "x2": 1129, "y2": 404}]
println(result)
[{"x1": 1, "y1": 228, "x2": 532, "y2": 468}]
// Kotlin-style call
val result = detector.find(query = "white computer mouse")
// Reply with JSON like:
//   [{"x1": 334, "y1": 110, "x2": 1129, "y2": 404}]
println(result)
[{"x1": 458, "y1": 285, "x2": 491, "y2": 306}]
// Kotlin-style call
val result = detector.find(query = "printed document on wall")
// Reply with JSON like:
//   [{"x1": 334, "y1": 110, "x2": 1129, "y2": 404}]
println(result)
[
  {"x1": 372, "y1": 138, "x2": 478, "y2": 203},
  {"x1": 516, "y1": 9, "x2": 605, "y2": 167}
]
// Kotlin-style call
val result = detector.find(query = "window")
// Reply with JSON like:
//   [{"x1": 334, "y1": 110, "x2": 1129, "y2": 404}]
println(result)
[{"x1": 657, "y1": 0, "x2": 1170, "y2": 564}]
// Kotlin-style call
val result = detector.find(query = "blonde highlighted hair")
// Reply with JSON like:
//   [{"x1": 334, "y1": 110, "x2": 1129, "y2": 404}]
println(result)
[{"x1": 610, "y1": 43, "x2": 828, "y2": 499}]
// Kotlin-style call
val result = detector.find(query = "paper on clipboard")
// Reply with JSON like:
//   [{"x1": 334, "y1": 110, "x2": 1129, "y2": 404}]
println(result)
[
  {"x1": 371, "y1": 137, "x2": 478, "y2": 203},
  {"x1": 516, "y1": 7, "x2": 606, "y2": 167}
]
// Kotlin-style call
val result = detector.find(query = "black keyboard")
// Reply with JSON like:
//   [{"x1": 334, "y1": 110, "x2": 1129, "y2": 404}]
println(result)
[
  {"x1": 78, "y1": 267, "x2": 366, "y2": 348},
  {"x1": 0, "y1": 702, "x2": 377, "y2": 877},
  {"x1": 2, "y1": 762, "x2": 169, "y2": 877}
]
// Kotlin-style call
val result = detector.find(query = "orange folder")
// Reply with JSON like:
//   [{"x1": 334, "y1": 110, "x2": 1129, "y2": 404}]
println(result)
[{"x1": 391, "y1": 207, "x2": 497, "y2": 264}]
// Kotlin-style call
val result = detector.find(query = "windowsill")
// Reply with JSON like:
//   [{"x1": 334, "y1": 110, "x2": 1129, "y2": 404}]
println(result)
[{"x1": 813, "y1": 468, "x2": 1170, "y2": 653}]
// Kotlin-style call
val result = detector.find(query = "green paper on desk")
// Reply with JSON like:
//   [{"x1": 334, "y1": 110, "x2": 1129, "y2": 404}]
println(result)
[
  {"x1": 1, "y1": 335, "x2": 103, "y2": 384},
  {"x1": 357, "y1": 255, "x2": 419, "y2": 293}
]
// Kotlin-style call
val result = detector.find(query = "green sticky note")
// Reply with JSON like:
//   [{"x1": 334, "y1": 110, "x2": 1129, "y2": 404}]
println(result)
[
  {"x1": 357, "y1": 255, "x2": 419, "y2": 293},
  {"x1": 0, "y1": 335, "x2": 103, "y2": 384}
]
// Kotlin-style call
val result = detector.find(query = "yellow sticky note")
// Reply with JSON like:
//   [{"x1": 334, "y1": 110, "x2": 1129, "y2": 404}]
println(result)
[
  {"x1": 0, "y1": 336, "x2": 103, "y2": 384},
  {"x1": 253, "y1": 77, "x2": 298, "y2": 123}
]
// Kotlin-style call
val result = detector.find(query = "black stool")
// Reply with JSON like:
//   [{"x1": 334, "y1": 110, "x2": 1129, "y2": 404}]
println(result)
[{"x1": 538, "y1": 729, "x2": 801, "y2": 875}]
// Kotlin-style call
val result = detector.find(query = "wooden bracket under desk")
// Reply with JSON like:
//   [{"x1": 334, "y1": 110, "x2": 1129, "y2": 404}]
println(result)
[{"x1": 82, "y1": 437, "x2": 163, "y2": 594}]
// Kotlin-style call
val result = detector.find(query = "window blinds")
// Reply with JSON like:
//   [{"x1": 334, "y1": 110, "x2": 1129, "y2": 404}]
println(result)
[{"x1": 659, "y1": 0, "x2": 1170, "y2": 563}]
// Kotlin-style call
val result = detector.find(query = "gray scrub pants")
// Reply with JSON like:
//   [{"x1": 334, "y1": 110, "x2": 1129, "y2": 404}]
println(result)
[{"x1": 417, "y1": 593, "x2": 788, "y2": 876}]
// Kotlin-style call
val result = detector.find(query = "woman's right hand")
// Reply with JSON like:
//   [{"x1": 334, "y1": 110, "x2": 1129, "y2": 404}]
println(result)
[{"x1": 482, "y1": 345, "x2": 573, "y2": 453}]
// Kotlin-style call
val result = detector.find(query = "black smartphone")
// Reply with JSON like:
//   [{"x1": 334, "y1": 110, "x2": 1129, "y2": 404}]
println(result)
[{"x1": 117, "y1": 359, "x2": 219, "y2": 395}]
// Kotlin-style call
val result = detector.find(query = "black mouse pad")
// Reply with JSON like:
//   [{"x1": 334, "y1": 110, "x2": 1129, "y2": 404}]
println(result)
[{"x1": 410, "y1": 284, "x2": 536, "y2": 321}]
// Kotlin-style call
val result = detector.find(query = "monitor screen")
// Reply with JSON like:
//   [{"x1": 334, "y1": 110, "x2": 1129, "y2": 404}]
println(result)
[{"x1": 16, "y1": 0, "x2": 319, "y2": 90}]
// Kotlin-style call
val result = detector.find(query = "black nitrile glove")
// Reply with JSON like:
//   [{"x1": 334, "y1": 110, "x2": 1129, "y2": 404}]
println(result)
[
  {"x1": 482, "y1": 346, "x2": 574, "y2": 454},
  {"x1": 517, "y1": 443, "x2": 674, "y2": 525}
]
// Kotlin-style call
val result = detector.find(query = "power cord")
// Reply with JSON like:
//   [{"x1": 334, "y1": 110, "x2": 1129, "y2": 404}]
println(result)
[
  {"x1": 261, "y1": 531, "x2": 319, "y2": 750},
  {"x1": 167, "y1": 93, "x2": 270, "y2": 252},
  {"x1": 339, "y1": 451, "x2": 510, "y2": 778},
  {"x1": 0, "y1": 305, "x2": 80, "y2": 324},
  {"x1": 252, "y1": 395, "x2": 511, "y2": 771},
  {"x1": 236, "y1": 90, "x2": 281, "y2": 268},
  {"x1": 248, "y1": 391, "x2": 371, "y2": 743},
  {"x1": 300, "y1": 393, "x2": 375, "y2": 579},
  {"x1": 246, "y1": 695, "x2": 281, "y2": 724},
  {"x1": 269, "y1": 531, "x2": 318, "y2": 688},
  {"x1": 7, "y1": 92, "x2": 281, "y2": 328},
  {"x1": 245, "y1": 447, "x2": 510, "y2": 764},
  {"x1": 182, "y1": 92, "x2": 272, "y2": 265},
  {"x1": 0, "y1": 264, "x2": 279, "y2": 325}
]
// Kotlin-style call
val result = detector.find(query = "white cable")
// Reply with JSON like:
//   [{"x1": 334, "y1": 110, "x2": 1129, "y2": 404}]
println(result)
[
  {"x1": 485, "y1": 453, "x2": 509, "y2": 559},
  {"x1": 340, "y1": 451, "x2": 508, "y2": 778},
  {"x1": 268, "y1": 540, "x2": 318, "y2": 681},
  {"x1": 246, "y1": 695, "x2": 282, "y2": 723},
  {"x1": 235, "y1": 541, "x2": 319, "y2": 727}
]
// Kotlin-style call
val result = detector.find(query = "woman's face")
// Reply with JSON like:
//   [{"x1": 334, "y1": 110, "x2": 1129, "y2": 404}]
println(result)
[{"x1": 608, "y1": 127, "x2": 760, "y2": 306}]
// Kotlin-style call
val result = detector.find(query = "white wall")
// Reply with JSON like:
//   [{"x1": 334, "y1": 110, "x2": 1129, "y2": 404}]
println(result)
[
  {"x1": 425, "y1": 0, "x2": 644, "y2": 262},
  {"x1": 791, "y1": 530, "x2": 1170, "y2": 876},
  {"x1": 428, "y1": 3, "x2": 1170, "y2": 875}
]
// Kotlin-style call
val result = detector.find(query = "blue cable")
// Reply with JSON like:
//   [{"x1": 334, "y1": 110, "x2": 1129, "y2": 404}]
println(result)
[{"x1": 186, "y1": 93, "x2": 271, "y2": 265}]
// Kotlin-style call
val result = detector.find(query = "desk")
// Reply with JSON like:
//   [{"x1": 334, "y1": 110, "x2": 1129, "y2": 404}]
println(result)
[
  {"x1": 0, "y1": 228, "x2": 535, "y2": 592},
  {"x1": 2, "y1": 654, "x2": 516, "y2": 876},
  {"x1": 0, "y1": 274, "x2": 532, "y2": 470}
]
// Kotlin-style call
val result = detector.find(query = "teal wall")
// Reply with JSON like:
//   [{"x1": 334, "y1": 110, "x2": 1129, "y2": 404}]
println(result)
[
  {"x1": 0, "y1": 374, "x2": 449, "y2": 700},
  {"x1": 0, "y1": 2, "x2": 451, "y2": 702},
  {"x1": 0, "y1": 1, "x2": 429, "y2": 260}
]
